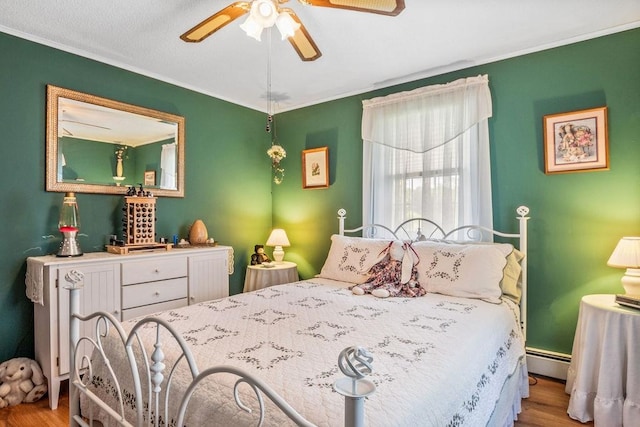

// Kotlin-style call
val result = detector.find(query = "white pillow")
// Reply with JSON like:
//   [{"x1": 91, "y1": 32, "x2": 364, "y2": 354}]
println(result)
[
  {"x1": 411, "y1": 241, "x2": 514, "y2": 303},
  {"x1": 318, "y1": 235, "x2": 398, "y2": 284}
]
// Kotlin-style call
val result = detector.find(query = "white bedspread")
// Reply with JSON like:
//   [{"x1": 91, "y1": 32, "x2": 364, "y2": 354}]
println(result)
[{"x1": 83, "y1": 278, "x2": 527, "y2": 426}]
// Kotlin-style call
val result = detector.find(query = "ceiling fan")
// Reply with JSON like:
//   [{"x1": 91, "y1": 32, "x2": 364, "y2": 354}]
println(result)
[{"x1": 180, "y1": 0, "x2": 405, "y2": 61}]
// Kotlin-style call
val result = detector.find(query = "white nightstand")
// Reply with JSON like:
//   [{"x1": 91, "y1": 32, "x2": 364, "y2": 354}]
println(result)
[
  {"x1": 566, "y1": 294, "x2": 640, "y2": 425},
  {"x1": 243, "y1": 261, "x2": 298, "y2": 292}
]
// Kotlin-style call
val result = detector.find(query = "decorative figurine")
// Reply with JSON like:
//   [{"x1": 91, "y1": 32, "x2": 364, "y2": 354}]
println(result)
[{"x1": 250, "y1": 245, "x2": 271, "y2": 265}]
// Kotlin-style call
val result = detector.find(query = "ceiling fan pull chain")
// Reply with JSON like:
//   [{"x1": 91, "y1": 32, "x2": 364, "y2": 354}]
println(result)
[{"x1": 266, "y1": 27, "x2": 273, "y2": 134}]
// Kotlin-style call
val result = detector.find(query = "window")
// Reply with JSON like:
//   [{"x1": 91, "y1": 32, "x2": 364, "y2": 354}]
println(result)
[{"x1": 362, "y1": 75, "x2": 493, "y2": 236}]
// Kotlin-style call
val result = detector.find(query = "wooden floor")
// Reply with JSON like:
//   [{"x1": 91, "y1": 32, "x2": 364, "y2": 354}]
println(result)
[{"x1": 0, "y1": 375, "x2": 592, "y2": 426}]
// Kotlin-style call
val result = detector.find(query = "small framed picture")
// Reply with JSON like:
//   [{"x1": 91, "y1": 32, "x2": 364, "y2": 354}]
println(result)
[
  {"x1": 543, "y1": 107, "x2": 608, "y2": 174},
  {"x1": 144, "y1": 170, "x2": 156, "y2": 186},
  {"x1": 302, "y1": 147, "x2": 329, "y2": 189}
]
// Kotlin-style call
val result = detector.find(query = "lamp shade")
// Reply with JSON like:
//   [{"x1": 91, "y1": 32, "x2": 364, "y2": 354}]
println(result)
[
  {"x1": 266, "y1": 228, "x2": 290, "y2": 263},
  {"x1": 607, "y1": 237, "x2": 640, "y2": 268},
  {"x1": 266, "y1": 229, "x2": 290, "y2": 247},
  {"x1": 608, "y1": 237, "x2": 640, "y2": 295},
  {"x1": 275, "y1": 11, "x2": 300, "y2": 39}
]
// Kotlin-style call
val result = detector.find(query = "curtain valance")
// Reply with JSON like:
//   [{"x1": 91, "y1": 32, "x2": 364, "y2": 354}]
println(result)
[{"x1": 361, "y1": 74, "x2": 492, "y2": 153}]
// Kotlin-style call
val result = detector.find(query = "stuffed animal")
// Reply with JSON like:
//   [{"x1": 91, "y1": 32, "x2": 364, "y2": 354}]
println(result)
[
  {"x1": 250, "y1": 244, "x2": 271, "y2": 265},
  {"x1": 351, "y1": 242, "x2": 425, "y2": 298},
  {"x1": 0, "y1": 358, "x2": 47, "y2": 408}
]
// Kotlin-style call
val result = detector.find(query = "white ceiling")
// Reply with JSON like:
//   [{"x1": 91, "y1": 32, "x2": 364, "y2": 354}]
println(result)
[{"x1": 2, "y1": 1, "x2": 639, "y2": 113}]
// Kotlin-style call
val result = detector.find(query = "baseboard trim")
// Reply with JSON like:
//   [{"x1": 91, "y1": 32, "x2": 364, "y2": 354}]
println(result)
[{"x1": 525, "y1": 347, "x2": 571, "y2": 380}]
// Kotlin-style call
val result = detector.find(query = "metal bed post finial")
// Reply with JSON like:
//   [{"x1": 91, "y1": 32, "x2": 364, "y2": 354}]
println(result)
[
  {"x1": 338, "y1": 209, "x2": 347, "y2": 236},
  {"x1": 333, "y1": 346, "x2": 376, "y2": 427}
]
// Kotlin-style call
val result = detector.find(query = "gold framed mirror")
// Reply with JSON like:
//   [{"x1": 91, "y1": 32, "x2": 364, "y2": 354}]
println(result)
[{"x1": 46, "y1": 85, "x2": 185, "y2": 197}]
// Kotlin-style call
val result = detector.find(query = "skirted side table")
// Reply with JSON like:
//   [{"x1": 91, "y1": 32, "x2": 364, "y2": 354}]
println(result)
[{"x1": 243, "y1": 261, "x2": 298, "y2": 292}]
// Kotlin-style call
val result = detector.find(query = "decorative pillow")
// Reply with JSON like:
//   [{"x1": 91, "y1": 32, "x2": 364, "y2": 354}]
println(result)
[
  {"x1": 411, "y1": 241, "x2": 514, "y2": 303},
  {"x1": 500, "y1": 248, "x2": 525, "y2": 304},
  {"x1": 318, "y1": 235, "x2": 399, "y2": 284}
]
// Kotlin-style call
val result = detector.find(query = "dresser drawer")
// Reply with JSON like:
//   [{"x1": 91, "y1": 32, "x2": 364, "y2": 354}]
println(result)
[
  {"x1": 122, "y1": 257, "x2": 187, "y2": 285},
  {"x1": 121, "y1": 298, "x2": 188, "y2": 321},
  {"x1": 122, "y1": 277, "x2": 187, "y2": 309}
]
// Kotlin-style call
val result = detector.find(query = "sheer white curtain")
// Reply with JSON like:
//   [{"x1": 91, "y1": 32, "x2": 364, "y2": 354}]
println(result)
[
  {"x1": 160, "y1": 143, "x2": 177, "y2": 190},
  {"x1": 362, "y1": 75, "x2": 493, "y2": 235}
]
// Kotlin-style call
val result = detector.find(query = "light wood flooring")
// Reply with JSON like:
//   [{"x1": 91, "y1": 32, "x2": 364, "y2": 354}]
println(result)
[{"x1": 0, "y1": 375, "x2": 592, "y2": 426}]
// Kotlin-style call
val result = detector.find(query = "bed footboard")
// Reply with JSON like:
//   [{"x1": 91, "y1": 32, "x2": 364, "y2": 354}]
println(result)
[{"x1": 67, "y1": 283, "x2": 375, "y2": 427}]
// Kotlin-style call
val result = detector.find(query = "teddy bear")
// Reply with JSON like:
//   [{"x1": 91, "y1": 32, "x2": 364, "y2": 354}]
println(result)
[
  {"x1": 250, "y1": 244, "x2": 271, "y2": 265},
  {"x1": 0, "y1": 357, "x2": 48, "y2": 408}
]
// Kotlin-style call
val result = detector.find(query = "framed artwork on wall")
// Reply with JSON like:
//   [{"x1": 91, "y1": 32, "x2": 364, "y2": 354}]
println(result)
[
  {"x1": 543, "y1": 106, "x2": 609, "y2": 174},
  {"x1": 144, "y1": 170, "x2": 156, "y2": 186},
  {"x1": 302, "y1": 147, "x2": 329, "y2": 189}
]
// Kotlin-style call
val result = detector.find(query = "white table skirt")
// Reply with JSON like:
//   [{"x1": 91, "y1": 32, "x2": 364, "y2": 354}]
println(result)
[
  {"x1": 566, "y1": 294, "x2": 640, "y2": 426},
  {"x1": 243, "y1": 261, "x2": 298, "y2": 292}
]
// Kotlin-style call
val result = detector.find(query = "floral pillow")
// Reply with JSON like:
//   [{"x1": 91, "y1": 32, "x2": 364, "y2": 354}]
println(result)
[
  {"x1": 411, "y1": 241, "x2": 514, "y2": 303},
  {"x1": 318, "y1": 235, "x2": 399, "y2": 284}
]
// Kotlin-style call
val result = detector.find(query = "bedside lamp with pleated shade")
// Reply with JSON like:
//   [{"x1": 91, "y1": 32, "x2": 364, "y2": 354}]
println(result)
[
  {"x1": 266, "y1": 229, "x2": 290, "y2": 263},
  {"x1": 607, "y1": 237, "x2": 640, "y2": 295}
]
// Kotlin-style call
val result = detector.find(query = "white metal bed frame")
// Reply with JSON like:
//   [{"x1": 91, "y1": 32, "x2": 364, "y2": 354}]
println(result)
[
  {"x1": 338, "y1": 206, "x2": 530, "y2": 339},
  {"x1": 67, "y1": 205, "x2": 530, "y2": 427}
]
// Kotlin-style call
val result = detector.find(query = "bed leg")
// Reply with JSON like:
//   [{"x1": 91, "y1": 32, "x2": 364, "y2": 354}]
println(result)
[{"x1": 67, "y1": 281, "x2": 83, "y2": 427}]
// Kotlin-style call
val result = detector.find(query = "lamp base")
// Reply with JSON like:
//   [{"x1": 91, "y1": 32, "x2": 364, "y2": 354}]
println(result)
[
  {"x1": 57, "y1": 231, "x2": 83, "y2": 257},
  {"x1": 272, "y1": 246, "x2": 285, "y2": 263},
  {"x1": 621, "y1": 268, "x2": 640, "y2": 295}
]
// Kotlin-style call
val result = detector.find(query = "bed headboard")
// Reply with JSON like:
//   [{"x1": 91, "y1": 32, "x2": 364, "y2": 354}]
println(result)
[{"x1": 336, "y1": 206, "x2": 530, "y2": 340}]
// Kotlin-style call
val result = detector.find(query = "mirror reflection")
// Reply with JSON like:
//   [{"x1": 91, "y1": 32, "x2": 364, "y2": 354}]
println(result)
[{"x1": 46, "y1": 85, "x2": 185, "y2": 197}]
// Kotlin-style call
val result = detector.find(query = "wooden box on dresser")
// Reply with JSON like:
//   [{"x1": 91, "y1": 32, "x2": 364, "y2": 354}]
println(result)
[{"x1": 27, "y1": 246, "x2": 233, "y2": 410}]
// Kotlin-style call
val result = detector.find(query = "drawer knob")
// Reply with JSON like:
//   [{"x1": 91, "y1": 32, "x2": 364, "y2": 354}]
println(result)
[
  {"x1": 154, "y1": 292, "x2": 160, "y2": 296},
  {"x1": 154, "y1": 269, "x2": 160, "y2": 273}
]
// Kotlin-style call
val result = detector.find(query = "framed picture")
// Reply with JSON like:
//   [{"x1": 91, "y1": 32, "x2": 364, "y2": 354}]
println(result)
[
  {"x1": 302, "y1": 147, "x2": 329, "y2": 189},
  {"x1": 543, "y1": 106, "x2": 608, "y2": 174},
  {"x1": 144, "y1": 170, "x2": 156, "y2": 186}
]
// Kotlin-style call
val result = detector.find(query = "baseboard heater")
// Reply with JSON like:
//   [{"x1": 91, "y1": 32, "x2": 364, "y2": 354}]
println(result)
[{"x1": 525, "y1": 347, "x2": 571, "y2": 380}]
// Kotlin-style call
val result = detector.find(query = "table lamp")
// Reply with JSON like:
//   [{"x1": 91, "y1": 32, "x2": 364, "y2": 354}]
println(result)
[
  {"x1": 57, "y1": 192, "x2": 83, "y2": 257},
  {"x1": 607, "y1": 236, "x2": 640, "y2": 295},
  {"x1": 266, "y1": 228, "x2": 290, "y2": 263}
]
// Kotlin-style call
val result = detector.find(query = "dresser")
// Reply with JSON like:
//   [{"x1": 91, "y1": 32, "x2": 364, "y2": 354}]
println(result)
[{"x1": 26, "y1": 246, "x2": 233, "y2": 410}]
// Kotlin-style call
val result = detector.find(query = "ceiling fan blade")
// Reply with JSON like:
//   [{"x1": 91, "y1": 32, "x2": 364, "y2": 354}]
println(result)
[
  {"x1": 180, "y1": 2, "x2": 251, "y2": 42},
  {"x1": 284, "y1": 10, "x2": 322, "y2": 61},
  {"x1": 300, "y1": 0, "x2": 405, "y2": 16}
]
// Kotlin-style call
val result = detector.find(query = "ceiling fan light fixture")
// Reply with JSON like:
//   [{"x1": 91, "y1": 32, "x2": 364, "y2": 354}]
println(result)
[
  {"x1": 240, "y1": 14, "x2": 264, "y2": 41},
  {"x1": 252, "y1": 0, "x2": 278, "y2": 26},
  {"x1": 275, "y1": 11, "x2": 300, "y2": 39}
]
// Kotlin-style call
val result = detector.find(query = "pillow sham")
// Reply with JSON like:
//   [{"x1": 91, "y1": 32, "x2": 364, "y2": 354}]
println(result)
[
  {"x1": 446, "y1": 241, "x2": 525, "y2": 303},
  {"x1": 318, "y1": 235, "x2": 398, "y2": 284},
  {"x1": 411, "y1": 241, "x2": 514, "y2": 303}
]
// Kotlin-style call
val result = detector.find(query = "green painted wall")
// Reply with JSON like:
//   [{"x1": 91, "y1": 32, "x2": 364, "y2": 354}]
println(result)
[
  {"x1": 1, "y1": 26, "x2": 638, "y2": 363},
  {"x1": 0, "y1": 32, "x2": 274, "y2": 361},
  {"x1": 274, "y1": 28, "x2": 640, "y2": 355}
]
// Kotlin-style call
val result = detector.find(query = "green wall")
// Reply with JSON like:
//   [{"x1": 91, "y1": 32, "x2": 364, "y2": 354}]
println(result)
[
  {"x1": 0, "y1": 32, "x2": 274, "y2": 362},
  {"x1": 274, "y1": 28, "x2": 640, "y2": 355},
  {"x1": 1, "y1": 27, "x2": 639, "y2": 363}
]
